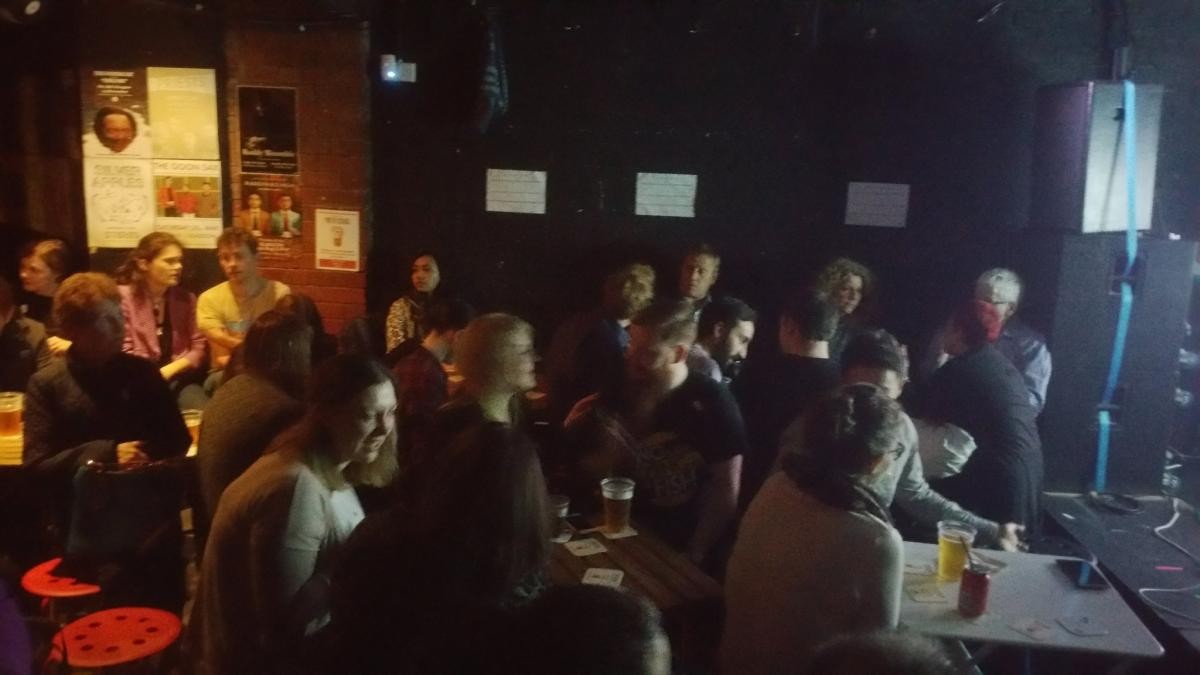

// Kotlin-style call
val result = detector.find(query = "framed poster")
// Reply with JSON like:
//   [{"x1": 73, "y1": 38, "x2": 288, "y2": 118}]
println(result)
[
  {"x1": 315, "y1": 209, "x2": 360, "y2": 272},
  {"x1": 238, "y1": 86, "x2": 299, "y2": 174}
]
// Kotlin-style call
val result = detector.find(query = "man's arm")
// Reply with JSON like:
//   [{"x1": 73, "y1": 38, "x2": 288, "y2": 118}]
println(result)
[
  {"x1": 686, "y1": 454, "x2": 741, "y2": 564},
  {"x1": 893, "y1": 439, "x2": 1001, "y2": 544},
  {"x1": 1023, "y1": 342, "x2": 1052, "y2": 412}
]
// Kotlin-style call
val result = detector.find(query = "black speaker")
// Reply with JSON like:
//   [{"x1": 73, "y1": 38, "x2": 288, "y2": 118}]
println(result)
[
  {"x1": 1031, "y1": 82, "x2": 1163, "y2": 233},
  {"x1": 1016, "y1": 232, "x2": 1194, "y2": 494}
]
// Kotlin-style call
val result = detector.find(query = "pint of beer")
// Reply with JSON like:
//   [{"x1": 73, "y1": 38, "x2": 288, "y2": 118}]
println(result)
[
  {"x1": 600, "y1": 477, "x2": 635, "y2": 533},
  {"x1": 0, "y1": 392, "x2": 23, "y2": 437},
  {"x1": 936, "y1": 520, "x2": 977, "y2": 581},
  {"x1": 182, "y1": 409, "x2": 203, "y2": 448}
]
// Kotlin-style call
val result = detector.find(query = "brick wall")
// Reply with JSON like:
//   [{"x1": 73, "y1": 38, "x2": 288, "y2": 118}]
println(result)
[{"x1": 224, "y1": 22, "x2": 370, "y2": 336}]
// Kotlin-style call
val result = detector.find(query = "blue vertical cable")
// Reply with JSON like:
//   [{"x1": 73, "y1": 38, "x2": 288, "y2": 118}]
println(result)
[{"x1": 1094, "y1": 80, "x2": 1139, "y2": 492}]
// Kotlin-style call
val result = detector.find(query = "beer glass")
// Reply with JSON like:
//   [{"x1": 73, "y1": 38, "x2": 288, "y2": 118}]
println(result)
[
  {"x1": 0, "y1": 392, "x2": 23, "y2": 436},
  {"x1": 600, "y1": 477, "x2": 635, "y2": 533},
  {"x1": 182, "y1": 409, "x2": 203, "y2": 448},
  {"x1": 937, "y1": 520, "x2": 977, "y2": 581}
]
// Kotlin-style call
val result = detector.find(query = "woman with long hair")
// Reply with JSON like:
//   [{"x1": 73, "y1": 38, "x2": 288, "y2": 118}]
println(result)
[
  {"x1": 116, "y1": 232, "x2": 208, "y2": 409},
  {"x1": 20, "y1": 239, "x2": 72, "y2": 355},
  {"x1": 813, "y1": 257, "x2": 875, "y2": 363},
  {"x1": 721, "y1": 384, "x2": 905, "y2": 675},
  {"x1": 385, "y1": 252, "x2": 442, "y2": 352},
  {"x1": 329, "y1": 422, "x2": 551, "y2": 674},
  {"x1": 195, "y1": 354, "x2": 398, "y2": 675}
]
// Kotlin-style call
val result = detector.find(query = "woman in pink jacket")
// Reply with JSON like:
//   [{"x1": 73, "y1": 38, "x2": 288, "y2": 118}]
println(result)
[{"x1": 116, "y1": 232, "x2": 209, "y2": 409}]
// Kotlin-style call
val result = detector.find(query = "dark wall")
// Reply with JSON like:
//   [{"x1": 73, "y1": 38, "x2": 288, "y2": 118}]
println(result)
[{"x1": 368, "y1": 0, "x2": 1200, "y2": 347}]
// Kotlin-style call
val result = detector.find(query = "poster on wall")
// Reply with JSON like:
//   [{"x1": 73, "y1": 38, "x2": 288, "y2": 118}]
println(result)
[
  {"x1": 238, "y1": 86, "x2": 299, "y2": 174},
  {"x1": 240, "y1": 174, "x2": 301, "y2": 261},
  {"x1": 81, "y1": 69, "x2": 151, "y2": 158},
  {"x1": 147, "y1": 67, "x2": 220, "y2": 160},
  {"x1": 315, "y1": 209, "x2": 360, "y2": 272},
  {"x1": 153, "y1": 159, "x2": 223, "y2": 249},
  {"x1": 83, "y1": 158, "x2": 155, "y2": 248}
]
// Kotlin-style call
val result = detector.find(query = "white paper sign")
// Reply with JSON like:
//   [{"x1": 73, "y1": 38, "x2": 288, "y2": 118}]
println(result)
[
  {"x1": 636, "y1": 172, "x2": 696, "y2": 218},
  {"x1": 314, "y1": 209, "x2": 361, "y2": 272},
  {"x1": 845, "y1": 182, "x2": 910, "y2": 228},
  {"x1": 84, "y1": 158, "x2": 155, "y2": 248},
  {"x1": 152, "y1": 159, "x2": 223, "y2": 249},
  {"x1": 486, "y1": 169, "x2": 546, "y2": 214}
]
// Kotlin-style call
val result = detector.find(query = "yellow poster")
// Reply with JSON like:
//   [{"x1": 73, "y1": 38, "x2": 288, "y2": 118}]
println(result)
[{"x1": 147, "y1": 67, "x2": 220, "y2": 160}]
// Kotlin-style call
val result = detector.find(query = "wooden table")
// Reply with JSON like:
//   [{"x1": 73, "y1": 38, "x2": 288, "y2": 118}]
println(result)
[{"x1": 549, "y1": 521, "x2": 724, "y2": 669}]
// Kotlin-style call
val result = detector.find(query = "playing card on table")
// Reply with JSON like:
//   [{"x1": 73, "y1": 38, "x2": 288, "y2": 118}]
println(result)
[
  {"x1": 903, "y1": 561, "x2": 935, "y2": 576},
  {"x1": 1008, "y1": 617, "x2": 1056, "y2": 641},
  {"x1": 905, "y1": 584, "x2": 948, "y2": 603},
  {"x1": 1058, "y1": 615, "x2": 1109, "y2": 637},
  {"x1": 582, "y1": 568, "x2": 624, "y2": 588},
  {"x1": 564, "y1": 538, "x2": 608, "y2": 557},
  {"x1": 599, "y1": 526, "x2": 639, "y2": 540}
]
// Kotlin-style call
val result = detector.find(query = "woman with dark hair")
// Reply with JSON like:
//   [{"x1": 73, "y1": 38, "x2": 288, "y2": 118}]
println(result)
[
  {"x1": 275, "y1": 293, "x2": 338, "y2": 367},
  {"x1": 195, "y1": 354, "x2": 398, "y2": 675},
  {"x1": 116, "y1": 232, "x2": 208, "y2": 409},
  {"x1": 385, "y1": 252, "x2": 441, "y2": 352},
  {"x1": 813, "y1": 257, "x2": 875, "y2": 363},
  {"x1": 328, "y1": 423, "x2": 551, "y2": 674},
  {"x1": 914, "y1": 300, "x2": 1043, "y2": 528},
  {"x1": 721, "y1": 384, "x2": 905, "y2": 675},
  {"x1": 196, "y1": 310, "x2": 312, "y2": 522},
  {"x1": 19, "y1": 239, "x2": 71, "y2": 348}
]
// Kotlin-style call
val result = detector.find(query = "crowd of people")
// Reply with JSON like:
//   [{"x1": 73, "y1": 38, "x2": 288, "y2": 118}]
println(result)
[{"x1": 0, "y1": 231, "x2": 1054, "y2": 674}]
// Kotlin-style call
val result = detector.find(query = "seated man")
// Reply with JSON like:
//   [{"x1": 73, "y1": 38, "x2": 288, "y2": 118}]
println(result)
[
  {"x1": 687, "y1": 296, "x2": 757, "y2": 383},
  {"x1": 564, "y1": 299, "x2": 746, "y2": 566},
  {"x1": 0, "y1": 276, "x2": 49, "y2": 391},
  {"x1": 196, "y1": 228, "x2": 290, "y2": 380},
  {"x1": 391, "y1": 297, "x2": 475, "y2": 441},
  {"x1": 733, "y1": 291, "x2": 840, "y2": 507},
  {"x1": 544, "y1": 262, "x2": 654, "y2": 425},
  {"x1": 920, "y1": 268, "x2": 1051, "y2": 412},
  {"x1": 827, "y1": 329, "x2": 1024, "y2": 549}
]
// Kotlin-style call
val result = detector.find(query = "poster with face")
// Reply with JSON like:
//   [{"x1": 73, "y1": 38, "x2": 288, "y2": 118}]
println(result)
[
  {"x1": 238, "y1": 86, "x2": 299, "y2": 174},
  {"x1": 81, "y1": 69, "x2": 151, "y2": 158},
  {"x1": 239, "y1": 173, "x2": 301, "y2": 239},
  {"x1": 153, "y1": 159, "x2": 223, "y2": 249}
]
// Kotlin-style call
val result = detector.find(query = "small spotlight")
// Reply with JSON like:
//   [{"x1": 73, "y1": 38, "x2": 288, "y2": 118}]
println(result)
[{"x1": 381, "y1": 54, "x2": 401, "y2": 82}]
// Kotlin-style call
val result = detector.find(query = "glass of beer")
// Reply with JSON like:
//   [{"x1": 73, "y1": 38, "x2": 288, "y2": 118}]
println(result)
[
  {"x1": 600, "y1": 477, "x2": 635, "y2": 534},
  {"x1": 937, "y1": 520, "x2": 977, "y2": 581},
  {"x1": 0, "y1": 392, "x2": 23, "y2": 437},
  {"x1": 549, "y1": 494, "x2": 570, "y2": 536},
  {"x1": 182, "y1": 409, "x2": 203, "y2": 448}
]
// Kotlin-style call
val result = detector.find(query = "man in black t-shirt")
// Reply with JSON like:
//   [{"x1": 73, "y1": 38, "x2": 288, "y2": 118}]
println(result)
[
  {"x1": 564, "y1": 299, "x2": 746, "y2": 565},
  {"x1": 733, "y1": 291, "x2": 840, "y2": 508}
]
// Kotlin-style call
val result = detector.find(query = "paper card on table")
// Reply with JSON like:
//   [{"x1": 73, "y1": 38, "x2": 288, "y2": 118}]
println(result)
[
  {"x1": 905, "y1": 585, "x2": 948, "y2": 603},
  {"x1": 1008, "y1": 617, "x2": 1056, "y2": 641},
  {"x1": 486, "y1": 169, "x2": 546, "y2": 214},
  {"x1": 845, "y1": 182, "x2": 909, "y2": 228},
  {"x1": 550, "y1": 530, "x2": 572, "y2": 544},
  {"x1": 635, "y1": 172, "x2": 696, "y2": 218},
  {"x1": 903, "y1": 561, "x2": 935, "y2": 576},
  {"x1": 582, "y1": 568, "x2": 625, "y2": 588},
  {"x1": 600, "y1": 527, "x2": 638, "y2": 540},
  {"x1": 565, "y1": 538, "x2": 608, "y2": 557},
  {"x1": 1058, "y1": 616, "x2": 1109, "y2": 637}
]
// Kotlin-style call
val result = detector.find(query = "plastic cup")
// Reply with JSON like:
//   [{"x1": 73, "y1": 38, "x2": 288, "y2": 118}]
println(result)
[
  {"x1": 549, "y1": 494, "x2": 570, "y2": 534},
  {"x1": 0, "y1": 392, "x2": 23, "y2": 437},
  {"x1": 937, "y1": 520, "x2": 977, "y2": 581},
  {"x1": 182, "y1": 409, "x2": 203, "y2": 448},
  {"x1": 600, "y1": 477, "x2": 635, "y2": 533}
]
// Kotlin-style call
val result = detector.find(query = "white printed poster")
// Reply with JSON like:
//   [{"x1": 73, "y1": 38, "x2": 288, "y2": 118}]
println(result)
[
  {"x1": 845, "y1": 182, "x2": 910, "y2": 228},
  {"x1": 83, "y1": 158, "x2": 155, "y2": 248},
  {"x1": 152, "y1": 159, "x2": 223, "y2": 249},
  {"x1": 635, "y1": 172, "x2": 697, "y2": 218},
  {"x1": 315, "y1": 209, "x2": 360, "y2": 272},
  {"x1": 486, "y1": 169, "x2": 546, "y2": 214}
]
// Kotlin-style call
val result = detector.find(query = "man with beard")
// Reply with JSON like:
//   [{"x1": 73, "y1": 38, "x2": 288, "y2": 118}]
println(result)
[
  {"x1": 688, "y1": 296, "x2": 756, "y2": 383},
  {"x1": 564, "y1": 299, "x2": 747, "y2": 567}
]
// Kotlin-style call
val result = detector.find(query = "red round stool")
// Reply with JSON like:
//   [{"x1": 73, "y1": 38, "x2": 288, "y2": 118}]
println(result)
[
  {"x1": 47, "y1": 607, "x2": 181, "y2": 669},
  {"x1": 21, "y1": 558, "x2": 101, "y2": 599}
]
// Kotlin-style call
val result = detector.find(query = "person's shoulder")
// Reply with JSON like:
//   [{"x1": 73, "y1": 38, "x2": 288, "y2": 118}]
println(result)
[
  {"x1": 28, "y1": 357, "x2": 67, "y2": 387},
  {"x1": 678, "y1": 370, "x2": 738, "y2": 411},
  {"x1": 270, "y1": 280, "x2": 291, "y2": 297},
  {"x1": 117, "y1": 284, "x2": 137, "y2": 302},
  {"x1": 197, "y1": 281, "x2": 230, "y2": 302}
]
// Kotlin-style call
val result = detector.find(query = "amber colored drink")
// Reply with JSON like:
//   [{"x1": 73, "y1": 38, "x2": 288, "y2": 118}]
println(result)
[
  {"x1": 600, "y1": 477, "x2": 635, "y2": 533},
  {"x1": 0, "y1": 393, "x2": 23, "y2": 436},
  {"x1": 182, "y1": 409, "x2": 203, "y2": 447},
  {"x1": 937, "y1": 521, "x2": 977, "y2": 581}
]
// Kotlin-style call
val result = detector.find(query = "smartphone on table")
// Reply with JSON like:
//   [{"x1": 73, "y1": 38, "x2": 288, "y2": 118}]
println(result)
[{"x1": 1055, "y1": 558, "x2": 1110, "y2": 590}]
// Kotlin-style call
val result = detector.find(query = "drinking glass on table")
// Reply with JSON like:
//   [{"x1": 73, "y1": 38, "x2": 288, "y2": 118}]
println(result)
[
  {"x1": 600, "y1": 477, "x2": 635, "y2": 534},
  {"x1": 937, "y1": 520, "x2": 977, "y2": 581},
  {"x1": 0, "y1": 392, "x2": 23, "y2": 436},
  {"x1": 549, "y1": 494, "x2": 570, "y2": 536}
]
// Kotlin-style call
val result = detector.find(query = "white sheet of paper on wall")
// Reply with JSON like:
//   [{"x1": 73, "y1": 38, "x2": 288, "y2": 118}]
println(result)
[
  {"x1": 486, "y1": 169, "x2": 547, "y2": 214},
  {"x1": 635, "y1": 172, "x2": 697, "y2": 218},
  {"x1": 845, "y1": 181, "x2": 910, "y2": 228}
]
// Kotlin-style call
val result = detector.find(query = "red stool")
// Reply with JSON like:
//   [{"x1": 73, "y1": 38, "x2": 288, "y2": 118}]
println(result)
[
  {"x1": 21, "y1": 558, "x2": 101, "y2": 621},
  {"x1": 47, "y1": 607, "x2": 181, "y2": 669}
]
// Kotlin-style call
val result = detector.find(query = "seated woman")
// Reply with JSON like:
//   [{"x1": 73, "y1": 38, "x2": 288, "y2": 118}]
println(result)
[
  {"x1": 328, "y1": 423, "x2": 551, "y2": 674},
  {"x1": 385, "y1": 251, "x2": 442, "y2": 352},
  {"x1": 721, "y1": 384, "x2": 905, "y2": 675},
  {"x1": 194, "y1": 355, "x2": 398, "y2": 675},
  {"x1": 18, "y1": 239, "x2": 71, "y2": 355},
  {"x1": 116, "y1": 232, "x2": 209, "y2": 410},
  {"x1": 196, "y1": 310, "x2": 311, "y2": 523},
  {"x1": 913, "y1": 300, "x2": 1043, "y2": 528},
  {"x1": 813, "y1": 257, "x2": 875, "y2": 363}
]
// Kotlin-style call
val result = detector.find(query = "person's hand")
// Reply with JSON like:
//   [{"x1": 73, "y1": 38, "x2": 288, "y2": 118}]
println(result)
[
  {"x1": 997, "y1": 523, "x2": 1027, "y2": 552},
  {"x1": 116, "y1": 441, "x2": 149, "y2": 466},
  {"x1": 46, "y1": 336, "x2": 72, "y2": 356}
]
